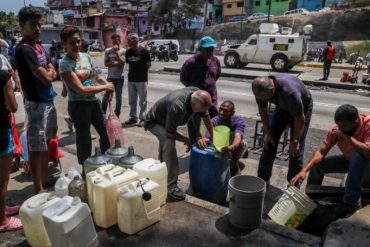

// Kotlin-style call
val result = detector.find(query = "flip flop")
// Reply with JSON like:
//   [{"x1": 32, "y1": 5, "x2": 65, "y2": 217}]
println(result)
[
  {"x1": 0, "y1": 217, "x2": 23, "y2": 233},
  {"x1": 5, "y1": 205, "x2": 20, "y2": 216}
]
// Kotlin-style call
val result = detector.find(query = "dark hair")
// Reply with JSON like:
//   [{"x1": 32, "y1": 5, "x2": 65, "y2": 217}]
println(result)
[
  {"x1": 11, "y1": 37, "x2": 17, "y2": 43},
  {"x1": 334, "y1": 104, "x2": 358, "y2": 123},
  {"x1": 221, "y1": 100, "x2": 235, "y2": 111},
  {"x1": 111, "y1": 34, "x2": 120, "y2": 40},
  {"x1": 18, "y1": 7, "x2": 43, "y2": 24},
  {"x1": 60, "y1": 26, "x2": 80, "y2": 42}
]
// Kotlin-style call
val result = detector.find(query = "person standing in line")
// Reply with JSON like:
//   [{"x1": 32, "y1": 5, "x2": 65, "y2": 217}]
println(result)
[
  {"x1": 252, "y1": 75, "x2": 313, "y2": 184},
  {"x1": 124, "y1": 33, "x2": 151, "y2": 127},
  {"x1": 320, "y1": 40, "x2": 335, "y2": 81},
  {"x1": 180, "y1": 36, "x2": 221, "y2": 118},
  {"x1": 0, "y1": 53, "x2": 20, "y2": 91},
  {"x1": 101, "y1": 34, "x2": 126, "y2": 117},
  {"x1": 0, "y1": 70, "x2": 22, "y2": 233},
  {"x1": 59, "y1": 26, "x2": 114, "y2": 172},
  {"x1": 15, "y1": 7, "x2": 58, "y2": 193},
  {"x1": 0, "y1": 33, "x2": 9, "y2": 59},
  {"x1": 366, "y1": 52, "x2": 370, "y2": 74},
  {"x1": 7, "y1": 38, "x2": 17, "y2": 72}
]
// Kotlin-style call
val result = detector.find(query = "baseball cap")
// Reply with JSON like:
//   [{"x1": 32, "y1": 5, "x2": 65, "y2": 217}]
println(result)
[
  {"x1": 199, "y1": 36, "x2": 216, "y2": 48},
  {"x1": 128, "y1": 33, "x2": 139, "y2": 40}
]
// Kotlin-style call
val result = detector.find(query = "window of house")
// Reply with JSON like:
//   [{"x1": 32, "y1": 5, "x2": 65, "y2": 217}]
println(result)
[
  {"x1": 237, "y1": 2, "x2": 244, "y2": 7},
  {"x1": 288, "y1": 38, "x2": 295, "y2": 43},
  {"x1": 269, "y1": 38, "x2": 275, "y2": 42},
  {"x1": 227, "y1": 4, "x2": 232, "y2": 8},
  {"x1": 255, "y1": 1, "x2": 260, "y2": 6},
  {"x1": 266, "y1": 0, "x2": 271, "y2": 6}
]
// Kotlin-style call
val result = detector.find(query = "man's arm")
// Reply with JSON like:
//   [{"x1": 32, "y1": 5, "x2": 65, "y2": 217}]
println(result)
[
  {"x1": 33, "y1": 63, "x2": 58, "y2": 85},
  {"x1": 202, "y1": 115, "x2": 213, "y2": 139},
  {"x1": 336, "y1": 130, "x2": 370, "y2": 160},
  {"x1": 229, "y1": 133, "x2": 243, "y2": 150},
  {"x1": 290, "y1": 114, "x2": 306, "y2": 156},
  {"x1": 290, "y1": 143, "x2": 330, "y2": 185},
  {"x1": 258, "y1": 106, "x2": 271, "y2": 136}
]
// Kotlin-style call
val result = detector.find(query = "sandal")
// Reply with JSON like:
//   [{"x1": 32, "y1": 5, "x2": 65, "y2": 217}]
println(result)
[
  {"x1": 22, "y1": 161, "x2": 31, "y2": 175},
  {"x1": 5, "y1": 205, "x2": 20, "y2": 216},
  {"x1": 0, "y1": 217, "x2": 23, "y2": 233},
  {"x1": 168, "y1": 186, "x2": 186, "y2": 201}
]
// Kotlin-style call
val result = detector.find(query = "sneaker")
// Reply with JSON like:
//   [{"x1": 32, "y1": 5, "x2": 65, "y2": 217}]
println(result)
[
  {"x1": 334, "y1": 202, "x2": 360, "y2": 218},
  {"x1": 124, "y1": 118, "x2": 138, "y2": 125},
  {"x1": 64, "y1": 115, "x2": 73, "y2": 131},
  {"x1": 168, "y1": 186, "x2": 186, "y2": 201}
]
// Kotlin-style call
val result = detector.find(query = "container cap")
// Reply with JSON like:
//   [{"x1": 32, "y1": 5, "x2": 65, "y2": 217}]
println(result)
[
  {"x1": 106, "y1": 139, "x2": 128, "y2": 157},
  {"x1": 118, "y1": 146, "x2": 144, "y2": 168},
  {"x1": 84, "y1": 146, "x2": 112, "y2": 166}
]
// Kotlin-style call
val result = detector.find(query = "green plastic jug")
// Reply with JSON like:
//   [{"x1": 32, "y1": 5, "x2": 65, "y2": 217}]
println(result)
[{"x1": 212, "y1": 125, "x2": 230, "y2": 152}]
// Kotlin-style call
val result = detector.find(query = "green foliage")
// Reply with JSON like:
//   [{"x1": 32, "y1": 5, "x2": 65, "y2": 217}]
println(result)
[
  {"x1": 0, "y1": 11, "x2": 18, "y2": 36},
  {"x1": 149, "y1": 0, "x2": 203, "y2": 27}
]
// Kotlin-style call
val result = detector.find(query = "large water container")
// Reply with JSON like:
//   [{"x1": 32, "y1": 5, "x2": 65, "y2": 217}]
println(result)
[
  {"x1": 133, "y1": 158, "x2": 168, "y2": 206},
  {"x1": 117, "y1": 178, "x2": 161, "y2": 235},
  {"x1": 42, "y1": 196, "x2": 97, "y2": 247},
  {"x1": 54, "y1": 174, "x2": 72, "y2": 198},
  {"x1": 83, "y1": 146, "x2": 113, "y2": 176},
  {"x1": 90, "y1": 167, "x2": 139, "y2": 228},
  {"x1": 189, "y1": 144, "x2": 230, "y2": 205},
  {"x1": 117, "y1": 146, "x2": 143, "y2": 169},
  {"x1": 86, "y1": 164, "x2": 116, "y2": 212},
  {"x1": 105, "y1": 139, "x2": 128, "y2": 165},
  {"x1": 19, "y1": 193, "x2": 61, "y2": 247}
]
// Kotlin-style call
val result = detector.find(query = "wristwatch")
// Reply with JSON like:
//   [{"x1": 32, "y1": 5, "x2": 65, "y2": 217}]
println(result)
[{"x1": 293, "y1": 139, "x2": 299, "y2": 144}]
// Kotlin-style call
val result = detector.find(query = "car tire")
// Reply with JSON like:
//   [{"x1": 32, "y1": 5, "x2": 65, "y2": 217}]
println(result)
[
  {"x1": 271, "y1": 55, "x2": 288, "y2": 72},
  {"x1": 224, "y1": 53, "x2": 240, "y2": 68}
]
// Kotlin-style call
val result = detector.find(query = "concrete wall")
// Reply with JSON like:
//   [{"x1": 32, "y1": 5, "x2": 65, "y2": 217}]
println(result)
[{"x1": 251, "y1": 0, "x2": 291, "y2": 16}]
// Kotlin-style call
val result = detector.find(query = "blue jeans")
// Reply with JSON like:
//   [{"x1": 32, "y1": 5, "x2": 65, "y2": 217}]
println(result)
[
  {"x1": 257, "y1": 102, "x2": 313, "y2": 182},
  {"x1": 307, "y1": 153, "x2": 370, "y2": 206},
  {"x1": 102, "y1": 78, "x2": 124, "y2": 117},
  {"x1": 128, "y1": 81, "x2": 147, "y2": 121}
]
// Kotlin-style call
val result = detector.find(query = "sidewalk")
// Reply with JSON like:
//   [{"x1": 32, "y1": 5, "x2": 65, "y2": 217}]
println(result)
[
  {"x1": 296, "y1": 61, "x2": 367, "y2": 71},
  {"x1": 163, "y1": 66, "x2": 370, "y2": 91}
]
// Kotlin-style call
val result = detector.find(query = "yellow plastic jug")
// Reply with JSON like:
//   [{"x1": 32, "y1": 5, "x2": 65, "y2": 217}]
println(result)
[{"x1": 213, "y1": 125, "x2": 230, "y2": 152}]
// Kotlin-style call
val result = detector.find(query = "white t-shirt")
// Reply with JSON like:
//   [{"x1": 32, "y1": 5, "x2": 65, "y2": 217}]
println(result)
[{"x1": 0, "y1": 54, "x2": 15, "y2": 88}]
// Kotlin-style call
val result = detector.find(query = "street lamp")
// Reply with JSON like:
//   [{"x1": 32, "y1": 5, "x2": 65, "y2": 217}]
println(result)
[{"x1": 240, "y1": 0, "x2": 247, "y2": 42}]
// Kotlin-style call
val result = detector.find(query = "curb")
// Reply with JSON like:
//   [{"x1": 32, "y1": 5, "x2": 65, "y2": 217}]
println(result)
[
  {"x1": 296, "y1": 63, "x2": 367, "y2": 71},
  {"x1": 163, "y1": 67, "x2": 370, "y2": 91}
]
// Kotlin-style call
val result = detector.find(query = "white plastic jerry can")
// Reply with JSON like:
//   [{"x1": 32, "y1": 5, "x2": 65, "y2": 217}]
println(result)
[
  {"x1": 133, "y1": 158, "x2": 168, "y2": 206},
  {"x1": 117, "y1": 178, "x2": 161, "y2": 235},
  {"x1": 86, "y1": 164, "x2": 116, "y2": 212},
  {"x1": 42, "y1": 196, "x2": 98, "y2": 247},
  {"x1": 91, "y1": 167, "x2": 139, "y2": 228},
  {"x1": 54, "y1": 173, "x2": 72, "y2": 198},
  {"x1": 19, "y1": 193, "x2": 61, "y2": 247}
]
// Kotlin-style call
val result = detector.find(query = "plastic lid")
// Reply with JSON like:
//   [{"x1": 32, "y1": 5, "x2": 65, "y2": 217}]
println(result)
[
  {"x1": 106, "y1": 139, "x2": 128, "y2": 157},
  {"x1": 118, "y1": 146, "x2": 144, "y2": 168},
  {"x1": 84, "y1": 146, "x2": 112, "y2": 166}
]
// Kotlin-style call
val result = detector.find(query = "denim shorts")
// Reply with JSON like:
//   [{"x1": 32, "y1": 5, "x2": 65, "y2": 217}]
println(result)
[
  {"x1": 0, "y1": 129, "x2": 14, "y2": 157},
  {"x1": 25, "y1": 101, "x2": 58, "y2": 152}
]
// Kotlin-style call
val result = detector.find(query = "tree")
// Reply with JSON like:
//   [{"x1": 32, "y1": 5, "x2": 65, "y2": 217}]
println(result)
[
  {"x1": 176, "y1": 0, "x2": 203, "y2": 27},
  {"x1": 0, "y1": 11, "x2": 18, "y2": 37}
]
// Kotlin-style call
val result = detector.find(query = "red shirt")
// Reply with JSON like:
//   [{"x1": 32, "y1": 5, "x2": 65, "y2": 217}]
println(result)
[
  {"x1": 324, "y1": 114, "x2": 370, "y2": 160},
  {"x1": 326, "y1": 46, "x2": 335, "y2": 60}
]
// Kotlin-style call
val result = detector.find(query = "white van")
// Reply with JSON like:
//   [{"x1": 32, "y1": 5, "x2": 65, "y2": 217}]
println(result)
[
  {"x1": 284, "y1": 8, "x2": 310, "y2": 16},
  {"x1": 146, "y1": 39, "x2": 180, "y2": 52},
  {"x1": 221, "y1": 23, "x2": 313, "y2": 71}
]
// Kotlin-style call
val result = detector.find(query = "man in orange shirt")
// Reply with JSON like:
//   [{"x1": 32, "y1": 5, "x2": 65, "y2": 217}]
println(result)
[
  {"x1": 320, "y1": 40, "x2": 335, "y2": 80},
  {"x1": 291, "y1": 104, "x2": 370, "y2": 217}
]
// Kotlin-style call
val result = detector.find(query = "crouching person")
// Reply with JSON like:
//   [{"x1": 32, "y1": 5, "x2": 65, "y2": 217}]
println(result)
[
  {"x1": 291, "y1": 104, "x2": 370, "y2": 217},
  {"x1": 197, "y1": 100, "x2": 248, "y2": 177}
]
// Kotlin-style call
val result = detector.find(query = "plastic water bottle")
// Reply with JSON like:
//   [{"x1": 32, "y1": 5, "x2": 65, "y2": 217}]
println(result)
[
  {"x1": 68, "y1": 176, "x2": 87, "y2": 203},
  {"x1": 66, "y1": 167, "x2": 82, "y2": 181},
  {"x1": 55, "y1": 174, "x2": 72, "y2": 197}
]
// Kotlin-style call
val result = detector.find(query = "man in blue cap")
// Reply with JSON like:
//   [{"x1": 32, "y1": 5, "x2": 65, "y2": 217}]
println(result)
[{"x1": 180, "y1": 36, "x2": 221, "y2": 118}]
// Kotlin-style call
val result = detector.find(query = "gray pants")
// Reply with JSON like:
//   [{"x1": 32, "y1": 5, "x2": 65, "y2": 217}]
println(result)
[
  {"x1": 149, "y1": 124, "x2": 178, "y2": 189},
  {"x1": 128, "y1": 81, "x2": 147, "y2": 120}
]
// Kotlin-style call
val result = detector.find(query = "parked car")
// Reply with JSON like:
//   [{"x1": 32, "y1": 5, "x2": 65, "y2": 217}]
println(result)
[
  {"x1": 228, "y1": 16, "x2": 248, "y2": 22},
  {"x1": 284, "y1": 8, "x2": 310, "y2": 16},
  {"x1": 247, "y1": 12, "x2": 273, "y2": 20}
]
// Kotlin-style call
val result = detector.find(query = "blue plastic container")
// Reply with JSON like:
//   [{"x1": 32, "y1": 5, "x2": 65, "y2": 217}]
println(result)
[{"x1": 189, "y1": 143, "x2": 230, "y2": 205}]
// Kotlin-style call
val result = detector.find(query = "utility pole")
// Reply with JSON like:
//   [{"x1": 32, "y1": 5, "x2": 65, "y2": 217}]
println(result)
[
  {"x1": 23, "y1": 0, "x2": 26, "y2": 6},
  {"x1": 136, "y1": 0, "x2": 140, "y2": 35},
  {"x1": 267, "y1": 0, "x2": 272, "y2": 23},
  {"x1": 202, "y1": 0, "x2": 208, "y2": 36},
  {"x1": 240, "y1": 0, "x2": 247, "y2": 42}
]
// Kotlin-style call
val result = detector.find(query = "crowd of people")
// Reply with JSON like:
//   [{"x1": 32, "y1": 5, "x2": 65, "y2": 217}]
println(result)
[{"x1": 1, "y1": 6, "x2": 370, "y2": 233}]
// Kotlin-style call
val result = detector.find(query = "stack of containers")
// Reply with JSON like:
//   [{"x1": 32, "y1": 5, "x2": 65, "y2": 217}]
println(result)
[
  {"x1": 88, "y1": 166, "x2": 139, "y2": 228},
  {"x1": 42, "y1": 196, "x2": 97, "y2": 247},
  {"x1": 117, "y1": 178, "x2": 161, "y2": 235},
  {"x1": 133, "y1": 158, "x2": 168, "y2": 206},
  {"x1": 19, "y1": 193, "x2": 61, "y2": 247}
]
